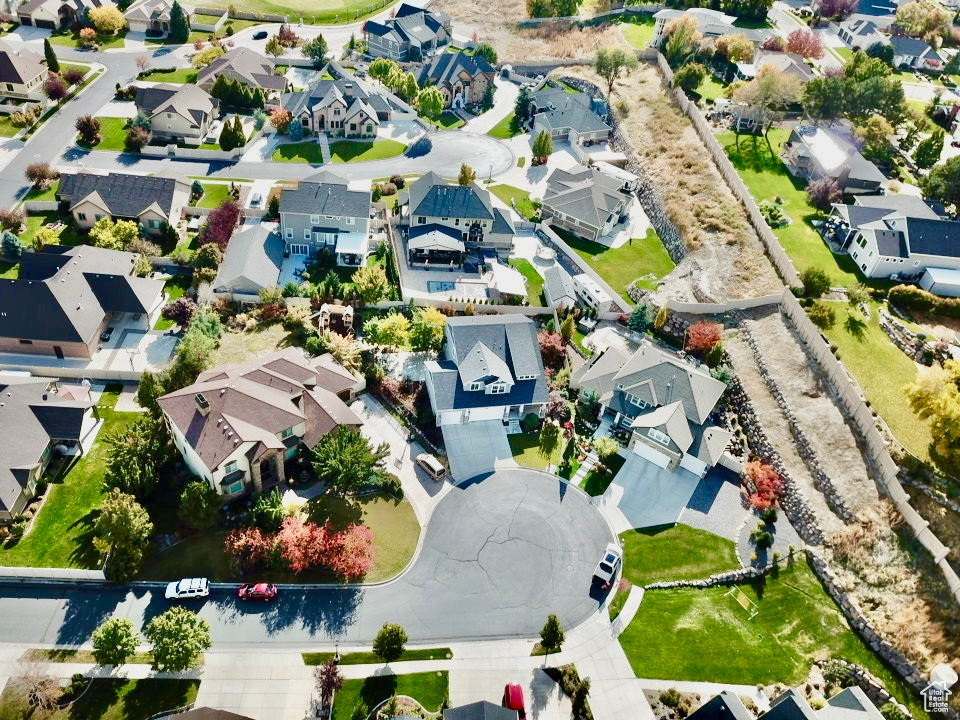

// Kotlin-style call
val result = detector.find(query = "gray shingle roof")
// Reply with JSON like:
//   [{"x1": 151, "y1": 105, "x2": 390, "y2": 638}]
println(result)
[
  {"x1": 766, "y1": 690, "x2": 820, "y2": 720},
  {"x1": 0, "y1": 41, "x2": 45, "y2": 85},
  {"x1": 408, "y1": 172, "x2": 494, "y2": 221},
  {"x1": 57, "y1": 171, "x2": 183, "y2": 220},
  {"x1": 491, "y1": 207, "x2": 515, "y2": 236},
  {"x1": 416, "y1": 51, "x2": 494, "y2": 89},
  {"x1": 543, "y1": 165, "x2": 630, "y2": 229},
  {"x1": 280, "y1": 175, "x2": 371, "y2": 218},
  {"x1": 531, "y1": 88, "x2": 610, "y2": 135},
  {"x1": 197, "y1": 47, "x2": 288, "y2": 93},
  {"x1": 689, "y1": 692, "x2": 757, "y2": 720},
  {"x1": 214, "y1": 223, "x2": 284, "y2": 294},
  {"x1": 905, "y1": 217, "x2": 960, "y2": 258},
  {"x1": 890, "y1": 34, "x2": 931, "y2": 57},
  {"x1": 542, "y1": 264, "x2": 577, "y2": 307},
  {"x1": 136, "y1": 83, "x2": 218, "y2": 126}
]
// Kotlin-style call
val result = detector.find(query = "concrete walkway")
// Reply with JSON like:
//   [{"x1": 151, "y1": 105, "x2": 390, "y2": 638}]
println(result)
[{"x1": 462, "y1": 78, "x2": 520, "y2": 135}]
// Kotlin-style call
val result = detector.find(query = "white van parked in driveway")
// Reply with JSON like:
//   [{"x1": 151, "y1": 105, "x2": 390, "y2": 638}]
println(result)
[{"x1": 416, "y1": 453, "x2": 446, "y2": 482}]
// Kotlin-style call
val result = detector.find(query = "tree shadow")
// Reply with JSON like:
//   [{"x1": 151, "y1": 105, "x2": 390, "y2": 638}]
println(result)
[
  {"x1": 67, "y1": 508, "x2": 102, "y2": 569},
  {"x1": 258, "y1": 586, "x2": 363, "y2": 639},
  {"x1": 404, "y1": 137, "x2": 432, "y2": 158},
  {"x1": 56, "y1": 588, "x2": 122, "y2": 645},
  {"x1": 307, "y1": 494, "x2": 363, "y2": 531},
  {"x1": 65, "y1": 678, "x2": 122, "y2": 720},
  {"x1": 844, "y1": 313, "x2": 867, "y2": 340}
]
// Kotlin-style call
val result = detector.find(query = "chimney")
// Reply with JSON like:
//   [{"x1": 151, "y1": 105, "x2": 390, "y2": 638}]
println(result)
[
  {"x1": 195, "y1": 392, "x2": 210, "y2": 416},
  {"x1": 344, "y1": 82, "x2": 354, "y2": 98}
]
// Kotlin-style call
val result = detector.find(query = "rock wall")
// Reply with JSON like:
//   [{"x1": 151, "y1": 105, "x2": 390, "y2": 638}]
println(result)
[{"x1": 644, "y1": 566, "x2": 763, "y2": 590}]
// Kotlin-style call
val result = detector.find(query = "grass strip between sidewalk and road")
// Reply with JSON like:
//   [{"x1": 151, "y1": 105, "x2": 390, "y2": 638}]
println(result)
[{"x1": 303, "y1": 648, "x2": 453, "y2": 665}]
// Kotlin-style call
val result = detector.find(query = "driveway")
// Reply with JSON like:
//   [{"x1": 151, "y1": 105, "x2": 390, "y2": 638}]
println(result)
[
  {"x1": 441, "y1": 420, "x2": 517, "y2": 482},
  {"x1": 608, "y1": 453, "x2": 701, "y2": 529}
]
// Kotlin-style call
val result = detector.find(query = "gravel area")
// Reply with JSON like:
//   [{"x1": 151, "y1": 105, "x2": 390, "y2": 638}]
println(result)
[{"x1": 679, "y1": 471, "x2": 750, "y2": 543}]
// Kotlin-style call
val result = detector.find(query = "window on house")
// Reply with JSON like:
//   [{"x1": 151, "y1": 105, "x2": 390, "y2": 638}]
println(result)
[
  {"x1": 346, "y1": 217, "x2": 354, "y2": 225},
  {"x1": 350, "y1": 123, "x2": 356, "y2": 131},
  {"x1": 334, "y1": 108, "x2": 341, "y2": 116},
  {"x1": 280, "y1": 427, "x2": 294, "y2": 438},
  {"x1": 286, "y1": 229, "x2": 293, "y2": 239},
  {"x1": 19, "y1": 339, "x2": 32, "y2": 345},
  {"x1": 366, "y1": 124, "x2": 373, "y2": 133},
  {"x1": 454, "y1": 218, "x2": 460, "y2": 226},
  {"x1": 310, "y1": 215, "x2": 320, "y2": 224},
  {"x1": 77, "y1": 212, "x2": 87, "y2": 221},
  {"x1": 227, "y1": 480, "x2": 244, "y2": 495},
  {"x1": 628, "y1": 395, "x2": 648, "y2": 409},
  {"x1": 647, "y1": 428, "x2": 671, "y2": 446},
  {"x1": 304, "y1": 229, "x2": 311, "y2": 240},
  {"x1": 469, "y1": 381, "x2": 483, "y2": 391},
  {"x1": 489, "y1": 384, "x2": 507, "y2": 395},
  {"x1": 224, "y1": 460, "x2": 238, "y2": 474},
  {"x1": 417, "y1": 216, "x2": 426, "y2": 225}
]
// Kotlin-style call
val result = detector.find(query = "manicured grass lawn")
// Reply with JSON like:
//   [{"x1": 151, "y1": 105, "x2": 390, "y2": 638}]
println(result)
[
  {"x1": 0, "y1": 389, "x2": 134, "y2": 569},
  {"x1": 330, "y1": 139, "x2": 406, "y2": 163},
  {"x1": 331, "y1": 672, "x2": 448, "y2": 720},
  {"x1": 619, "y1": 16, "x2": 655, "y2": 49},
  {"x1": 489, "y1": 184, "x2": 538, "y2": 221},
  {"x1": 24, "y1": 180, "x2": 59, "y2": 202},
  {"x1": 429, "y1": 111, "x2": 465, "y2": 130},
  {"x1": 0, "y1": 261, "x2": 17, "y2": 279},
  {"x1": 154, "y1": 275, "x2": 193, "y2": 330},
  {"x1": 141, "y1": 67, "x2": 198, "y2": 84},
  {"x1": 581, "y1": 452, "x2": 625, "y2": 496},
  {"x1": 273, "y1": 140, "x2": 325, "y2": 163},
  {"x1": 509, "y1": 433, "x2": 563, "y2": 470},
  {"x1": 557, "y1": 226, "x2": 675, "y2": 302},
  {"x1": 608, "y1": 583, "x2": 630, "y2": 620},
  {"x1": 197, "y1": 183, "x2": 233, "y2": 209},
  {"x1": 0, "y1": 678, "x2": 199, "y2": 720},
  {"x1": 20, "y1": 212, "x2": 85, "y2": 248},
  {"x1": 49, "y1": 30, "x2": 126, "y2": 49},
  {"x1": 0, "y1": 114, "x2": 17, "y2": 138},
  {"x1": 619, "y1": 561, "x2": 928, "y2": 720},
  {"x1": 80, "y1": 117, "x2": 129, "y2": 152},
  {"x1": 696, "y1": 74, "x2": 727, "y2": 102},
  {"x1": 619, "y1": 524, "x2": 738, "y2": 586},
  {"x1": 820, "y1": 300, "x2": 932, "y2": 460},
  {"x1": 303, "y1": 648, "x2": 452, "y2": 665},
  {"x1": 508, "y1": 258, "x2": 544, "y2": 306},
  {"x1": 719, "y1": 130, "x2": 861, "y2": 288},
  {"x1": 835, "y1": 46, "x2": 853, "y2": 60},
  {"x1": 139, "y1": 493, "x2": 419, "y2": 583},
  {"x1": 488, "y1": 111, "x2": 522, "y2": 139}
]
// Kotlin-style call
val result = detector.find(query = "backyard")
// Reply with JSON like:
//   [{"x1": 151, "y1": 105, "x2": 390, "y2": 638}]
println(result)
[
  {"x1": 0, "y1": 679, "x2": 199, "y2": 720},
  {"x1": 619, "y1": 560, "x2": 928, "y2": 720},
  {"x1": 0, "y1": 387, "x2": 134, "y2": 569},
  {"x1": 330, "y1": 139, "x2": 406, "y2": 163},
  {"x1": 556, "y1": 227, "x2": 675, "y2": 301},
  {"x1": 489, "y1": 183, "x2": 538, "y2": 221},
  {"x1": 508, "y1": 258, "x2": 544, "y2": 306},
  {"x1": 618, "y1": 16, "x2": 655, "y2": 49},
  {"x1": 154, "y1": 275, "x2": 193, "y2": 331},
  {"x1": 331, "y1": 672, "x2": 448, "y2": 720},
  {"x1": 20, "y1": 213, "x2": 85, "y2": 248},
  {"x1": 213, "y1": 323, "x2": 291, "y2": 365},
  {"x1": 619, "y1": 524, "x2": 738, "y2": 585}
]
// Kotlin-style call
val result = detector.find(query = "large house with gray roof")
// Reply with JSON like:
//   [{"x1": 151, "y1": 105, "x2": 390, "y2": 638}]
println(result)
[
  {"x1": 57, "y1": 171, "x2": 190, "y2": 235},
  {"x1": 158, "y1": 347, "x2": 364, "y2": 496},
  {"x1": 124, "y1": 0, "x2": 193, "y2": 34},
  {"x1": 652, "y1": 7, "x2": 771, "y2": 46},
  {"x1": 572, "y1": 340, "x2": 732, "y2": 478},
  {"x1": 691, "y1": 687, "x2": 884, "y2": 720},
  {"x1": 416, "y1": 51, "x2": 495, "y2": 110},
  {"x1": 0, "y1": 246, "x2": 166, "y2": 359},
  {"x1": 425, "y1": 315, "x2": 548, "y2": 430},
  {"x1": 279, "y1": 171, "x2": 372, "y2": 266},
  {"x1": 213, "y1": 223, "x2": 284, "y2": 302},
  {"x1": 364, "y1": 3, "x2": 451, "y2": 61},
  {"x1": 197, "y1": 47, "x2": 290, "y2": 102},
  {"x1": 529, "y1": 88, "x2": 611, "y2": 146},
  {"x1": 135, "y1": 83, "x2": 218, "y2": 144},
  {"x1": 281, "y1": 75, "x2": 392, "y2": 139},
  {"x1": 0, "y1": 41, "x2": 46, "y2": 101},
  {"x1": 406, "y1": 172, "x2": 515, "y2": 254},
  {"x1": 782, "y1": 125, "x2": 885, "y2": 195},
  {"x1": 18, "y1": 0, "x2": 114, "y2": 29},
  {"x1": 0, "y1": 374, "x2": 98, "y2": 520},
  {"x1": 541, "y1": 165, "x2": 634, "y2": 242}
]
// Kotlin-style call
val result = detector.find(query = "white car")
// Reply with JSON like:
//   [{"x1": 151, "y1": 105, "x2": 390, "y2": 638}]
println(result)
[
  {"x1": 165, "y1": 577, "x2": 210, "y2": 600},
  {"x1": 592, "y1": 543, "x2": 623, "y2": 589}
]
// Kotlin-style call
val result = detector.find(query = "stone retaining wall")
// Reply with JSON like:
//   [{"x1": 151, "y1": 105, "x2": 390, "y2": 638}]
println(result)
[{"x1": 643, "y1": 565, "x2": 762, "y2": 590}]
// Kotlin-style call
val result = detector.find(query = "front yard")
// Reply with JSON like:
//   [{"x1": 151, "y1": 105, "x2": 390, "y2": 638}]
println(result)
[
  {"x1": 79, "y1": 117, "x2": 129, "y2": 152},
  {"x1": 331, "y1": 672, "x2": 448, "y2": 720},
  {"x1": 488, "y1": 184, "x2": 538, "y2": 221},
  {"x1": 487, "y1": 111, "x2": 522, "y2": 139},
  {"x1": 140, "y1": 67, "x2": 198, "y2": 84},
  {"x1": 48, "y1": 29, "x2": 127, "y2": 50},
  {"x1": 619, "y1": 524, "x2": 738, "y2": 586},
  {"x1": 195, "y1": 182, "x2": 234, "y2": 209},
  {"x1": 273, "y1": 141, "x2": 325, "y2": 163},
  {"x1": 509, "y1": 433, "x2": 563, "y2": 470},
  {"x1": 0, "y1": 678, "x2": 199, "y2": 720},
  {"x1": 0, "y1": 114, "x2": 18, "y2": 138},
  {"x1": 330, "y1": 139, "x2": 406, "y2": 163}
]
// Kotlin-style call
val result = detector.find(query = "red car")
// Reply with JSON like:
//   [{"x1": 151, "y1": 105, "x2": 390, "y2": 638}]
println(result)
[
  {"x1": 502, "y1": 683, "x2": 526, "y2": 720},
  {"x1": 235, "y1": 583, "x2": 279, "y2": 601}
]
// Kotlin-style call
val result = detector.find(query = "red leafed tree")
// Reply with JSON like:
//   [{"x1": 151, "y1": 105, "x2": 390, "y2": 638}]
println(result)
[
  {"x1": 225, "y1": 527, "x2": 275, "y2": 573},
  {"x1": 786, "y1": 29, "x2": 824, "y2": 59},
  {"x1": 685, "y1": 321, "x2": 723, "y2": 354},
  {"x1": 277, "y1": 516, "x2": 330, "y2": 573},
  {"x1": 325, "y1": 524, "x2": 375, "y2": 579},
  {"x1": 161, "y1": 296, "x2": 197, "y2": 328},
  {"x1": 43, "y1": 75, "x2": 67, "y2": 101},
  {"x1": 745, "y1": 461, "x2": 783, "y2": 510},
  {"x1": 538, "y1": 331, "x2": 565, "y2": 369},
  {"x1": 201, "y1": 201, "x2": 241, "y2": 250},
  {"x1": 761, "y1": 35, "x2": 786, "y2": 52},
  {"x1": 817, "y1": 0, "x2": 858, "y2": 19}
]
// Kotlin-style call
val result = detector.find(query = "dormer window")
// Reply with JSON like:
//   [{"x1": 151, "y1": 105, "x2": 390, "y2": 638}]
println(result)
[
  {"x1": 489, "y1": 384, "x2": 507, "y2": 395},
  {"x1": 469, "y1": 381, "x2": 483, "y2": 391}
]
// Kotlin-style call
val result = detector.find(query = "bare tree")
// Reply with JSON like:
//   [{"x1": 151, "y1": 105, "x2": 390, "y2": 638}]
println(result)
[
  {"x1": 12, "y1": 659, "x2": 61, "y2": 712},
  {"x1": 136, "y1": 55, "x2": 150, "y2": 73}
]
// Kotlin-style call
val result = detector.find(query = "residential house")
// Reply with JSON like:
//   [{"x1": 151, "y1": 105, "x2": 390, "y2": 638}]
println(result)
[
  {"x1": 416, "y1": 51, "x2": 495, "y2": 109},
  {"x1": 364, "y1": 3, "x2": 451, "y2": 61},
  {"x1": 281, "y1": 77, "x2": 387, "y2": 139},
  {"x1": 890, "y1": 35, "x2": 943, "y2": 71},
  {"x1": 406, "y1": 172, "x2": 516, "y2": 253},
  {"x1": 529, "y1": 88, "x2": 611, "y2": 146},
  {"x1": 0, "y1": 245, "x2": 166, "y2": 359},
  {"x1": 212, "y1": 223, "x2": 284, "y2": 302},
  {"x1": 542, "y1": 264, "x2": 578, "y2": 310},
  {"x1": 0, "y1": 41, "x2": 46, "y2": 101},
  {"x1": 830, "y1": 194, "x2": 960, "y2": 280},
  {"x1": 18, "y1": 0, "x2": 115, "y2": 29},
  {"x1": 652, "y1": 7, "x2": 771, "y2": 46},
  {"x1": 735, "y1": 49, "x2": 816, "y2": 82},
  {"x1": 424, "y1": 315, "x2": 548, "y2": 428},
  {"x1": 158, "y1": 347, "x2": 364, "y2": 497},
  {"x1": 836, "y1": 15, "x2": 889, "y2": 49},
  {"x1": 135, "y1": 83, "x2": 219, "y2": 144},
  {"x1": 124, "y1": 0, "x2": 193, "y2": 34},
  {"x1": 407, "y1": 223, "x2": 466, "y2": 266},
  {"x1": 56, "y1": 171, "x2": 190, "y2": 234},
  {"x1": 541, "y1": 165, "x2": 635, "y2": 242},
  {"x1": 278, "y1": 170, "x2": 372, "y2": 266},
  {"x1": 0, "y1": 375, "x2": 98, "y2": 520},
  {"x1": 197, "y1": 47, "x2": 291, "y2": 102},
  {"x1": 781, "y1": 125, "x2": 886, "y2": 194},
  {"x1": 444, "y1": 702, "x2": 519, "y2": 720},
  {"x1": 571, "y1": 340, "x2": 732, "y2": 478},
  {"x1": 690, "y1": 687, "x2": 885, "y2": 720}
]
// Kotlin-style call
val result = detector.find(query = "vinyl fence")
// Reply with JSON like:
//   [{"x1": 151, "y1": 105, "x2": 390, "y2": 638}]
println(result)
[{"x1": 517, "y1": 4, "x2": 663, "y2": 26}]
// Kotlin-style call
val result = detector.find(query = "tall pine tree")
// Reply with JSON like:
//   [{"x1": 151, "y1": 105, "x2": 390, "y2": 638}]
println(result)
[
  {"x1": 43, "y1": 38, "x2": 59, "y2": 73},
  {"x1": 169, "y1": 0, "x2": 189, "y2": 44},
  {"x1": 210, "y1": 74, "x2": 229, "y2": 103},
  {"x1": 232, "y1": 115, "x2": 245, "y2": 146}
]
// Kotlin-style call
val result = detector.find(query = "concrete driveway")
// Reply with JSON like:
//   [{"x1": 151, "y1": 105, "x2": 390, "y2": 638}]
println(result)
[
  {"x1": 441, "y1": 420, "x2": 517, "y2": 482},
  {"x1": 609, "y1": 453, "x2": 700, "y2": 529},
  {"x1": 451, "y1": 668, "x2": 572, "y2": 720}
]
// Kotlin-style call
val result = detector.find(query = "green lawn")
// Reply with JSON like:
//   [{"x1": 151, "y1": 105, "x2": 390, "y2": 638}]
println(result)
[
  {"x1": 697, "y1": 74, "x2": 727, "y2": 102},
  {"x1": 557, "y1": 227, "x2": 675, "y2": 302},
  {"x1": 23, "y1": 648, "x2": 157, "y2": 665},
  {"x1": 154, "y1": 275, "x2": 193, "y2": 331},
  {"x1": 508, "y1": 258, "x2": 544, "y2": 306},
  {"x1": 487, "y1": 111, "x2": 522, "y2": 139},
  {"x1": 24, "y1": 180, "x2": 59, "y2": 202},
  {"x1": 195, "y1": 0, "x2": 390, "y2": 23},
  {"x1": 332, "y1": 672, "x2": 448, "y2": 720},
  {"x1": 273, "y1": 140, "x2": 325, "y2": 163},
  {"x1": 835, "y1": 46, "x2": 853, "y2": 60},
  {"x1": 619, "y1": 16, "x2": 655, "y2": 49},
  {"x1": 49, "y1": 30, "x2": 126, "y2": 49},
  {"x1": 489, "y1": 184, "x2": 538, "y2": 221},
  {"x1": 0, "y1": 388, "x2": 133, "y2": 569},
  {"x1": 608, "y1": 584, "x2": 630, "y2": 620},
  {"x1": 428, "y1": 111, "x2": 465, "y2": 130},
  {"x1": 509, "y1": 433, "x2": 563, "y2": 470},
  {"x1": 619, "y1": 561, "x2": 928, "y2": 720},
  {"x1": 581, "y1": 452, "x2": 625, "y2": 496},
  {"x1": 139, "y1": 494, "x2": 419, "y2": 583},
  {"x1": 141, "y1": 67, "x2": 198, "y2": 84},
  {"x1": 0, "y1": 678, "x2": 199, "y2": 720},
  {"x1": 303, "y1": 648, "x2": 452, "y2": 665},
  {"x1": 0, "y1": 114, "x2": 18, "y2": 138},
  {"x1": 197, "y1": 183, "x2": 233, "y2": 209},
  {"x1": 619, "y1": 524, "x2": 739, "y2": 586},
  {"x1": 20, "y1": 212, "x2": 85, "y2": 248},
  {"x1": 330, "y1": 139, "x2": 406, "y2": 163},
  {"x1": 820, "y1": 300, "x2": 932, "y2": 460},
  {"x1": 0, "y1": 261, "x2": 17, "y2": 279},
  {"x1": 80, "y1": 117, "x2": 129, "y2": 152},
  {"x1": 719, "y1": 130, "x2": 862, "y2": 287}
]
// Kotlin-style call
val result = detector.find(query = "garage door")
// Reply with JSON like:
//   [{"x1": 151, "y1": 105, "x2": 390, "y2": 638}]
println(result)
[
  {"x1": 440, "y1": 420, "x2": 516, "y2": 482},
  {"x1": 35, "y1": 19, "x2": 56, "y2": 28}
]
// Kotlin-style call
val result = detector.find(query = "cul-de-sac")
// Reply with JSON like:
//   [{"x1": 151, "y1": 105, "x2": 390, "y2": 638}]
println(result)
[{"x1": 0, "y1": 0, "x2": 957, "y2": 716}]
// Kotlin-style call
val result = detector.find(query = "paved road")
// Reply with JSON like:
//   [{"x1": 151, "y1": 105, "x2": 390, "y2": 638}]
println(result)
[{"x1": 0, "y1": 470, "x2": 613, "y2": 647}]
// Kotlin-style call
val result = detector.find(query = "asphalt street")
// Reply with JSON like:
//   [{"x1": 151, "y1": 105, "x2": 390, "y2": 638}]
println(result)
[{"x1": 0, "y1": 470, "x2": 614, "y2": 647}]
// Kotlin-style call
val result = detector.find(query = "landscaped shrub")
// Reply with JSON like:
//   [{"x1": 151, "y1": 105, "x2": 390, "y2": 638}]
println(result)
[
  {"x1": 889, "y1": 283, "x2": 960, "y2": 319},
  {"x1": 744, "y1": 460, "x2": 782, "y2": 510}
]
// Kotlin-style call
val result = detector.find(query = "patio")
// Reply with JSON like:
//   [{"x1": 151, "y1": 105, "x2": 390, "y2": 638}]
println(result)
[{"x1": 279, "y1": 253, "x2": 309, "y2": 287}]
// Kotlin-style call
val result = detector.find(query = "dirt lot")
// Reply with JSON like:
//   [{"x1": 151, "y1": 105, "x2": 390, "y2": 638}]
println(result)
[{"x1": 558, "y1": 64, "x2": 783, "y2": 303}]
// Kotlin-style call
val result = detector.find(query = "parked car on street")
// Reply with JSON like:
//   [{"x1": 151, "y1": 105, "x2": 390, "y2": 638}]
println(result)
[
  {"x1": 165, "y1": 577, "x2": 210, "y2": 600},
  {"x1": 592, "y1": 543, "x2": 623, "y2": 589},
  {"x1": 236, "y1": 582, "x2": 279, "y2": 601},
  {"x1": 502, "y1": 683, "x2": 526, "y2": 719},
  {"x1": 253, "y1": 30, "x2": 268, "y2": 39}
]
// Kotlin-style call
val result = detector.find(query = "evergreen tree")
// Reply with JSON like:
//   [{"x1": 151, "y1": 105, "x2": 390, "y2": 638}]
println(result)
[
  {"x1": 233, "y1": 115, "x2": 245, "y2": 145},
  {"x1": 43, "y1": 39, "x2": 59, "y2": 73},
  {"x1": 219, "y1": 121, "x2": 236, "y2": 151},
  {"x1": 169, "y1": 0, "x2": 189, "y2": 44},
  {"x1": 210, "y1": 74, "x2": 229, "y2": 103}
]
